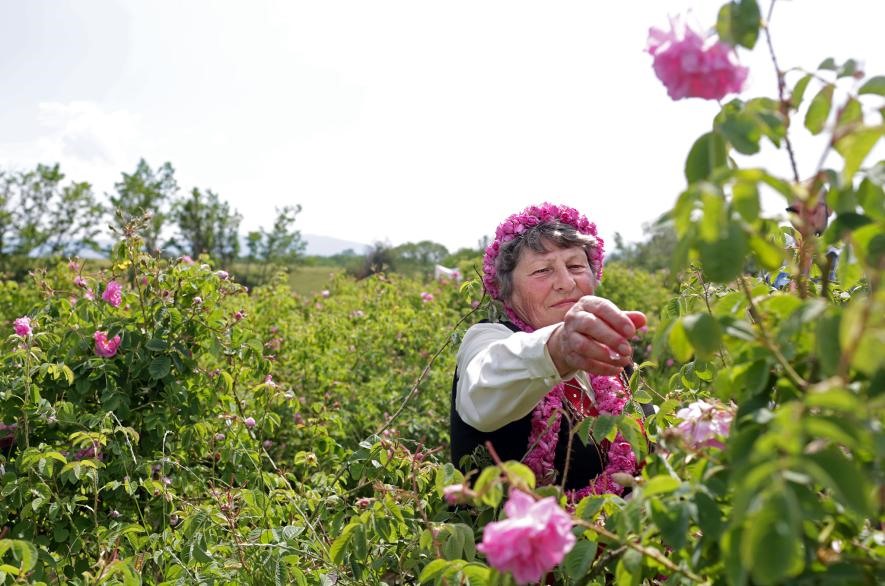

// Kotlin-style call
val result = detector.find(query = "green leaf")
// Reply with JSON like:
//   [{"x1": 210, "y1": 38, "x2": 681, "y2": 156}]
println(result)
[
  {"x1": 804, "y1": 446, "x2": 875, "y2": 517},
  {"x1": 815, "y1": 314, "x2": 842, "y2": 376},
  {"x1": 732, "y1": 181, "x2": 760, "y2": 222},
  {"x1": 790, "y1": 74, "x2": 813, "y2": 109},
  {"x1": 419, "y1": 559, "x2": 450, "y2": 583},
  {"x1": 650, "y1": 498, "x2": 690, "y2": 550},
  {"x1": 836, "y1": 98, "x2": 863, "y2": 131},
  {"x1": 145, "y1": 337, "x2": 168, "y2": 352},
  {"x1": 716, "y1": 0, "x2": 761, "y2": 49},
  {"x1": 857, "y1": 177, "x2": 885, "y2": 221},
  {"x1": 719, "y1": 111, "x2": 762, "y2": 154},
  {"x1": 148, "y1": 356, "x2": 172, "y2": 380},
  {"x1": 740, "y1": 487, "x2": 805, "y2": 585},
  {"x1": 642, "y1": 475, "x2": 680, "y2": 497},
  {"x1": 563, "y1": 539, "x2": 597, "y2": 579},
  {"x1": 668, "y1": 320, "x2": 693, "y2": 363},
  {"x1": 858, "y1": 75, "x2": 885, "y2": 96},
  {"x1": 749, "y1": 235, "x2": 784, "y2": 271},
  {"x1": 837, "y1": 58, "x2": 860, "y2": 79},
  {"x1": 818, "y1": 57, "x2": 838, "y2": 71},
  {"x1": 616, "y1": 416, "x2": 647, "y2": 460},
  {"x1": 574, "y1": 495, "x2": 606, "y2": 521},
  {"x1": 694, "y1": 491, "x2": 725, "y2": 541},
  {"x1": 835, "y1": 125, "x2": 884, "y2": 180},
  {"x1": 804, "y1": 85, "x2": 834, "y2": 135},
  {"x1": 682, "y1": 313, "x2": 722, "y2": 360},
  {"x1": 591, "y1": 414, "x2": 617, "y2": 444},
  {"x1": 685, "y1": 132, "x2": 728, "y2": 183},
  {"x1": 700, "y1": 192, "x2": 726, "y2": 242},
  {"x1": 698, "y1": 220, "x2": 749, "y2": 283},
  {"x1": 329, "y1": 521, "x2": 360, "y2": 565}
]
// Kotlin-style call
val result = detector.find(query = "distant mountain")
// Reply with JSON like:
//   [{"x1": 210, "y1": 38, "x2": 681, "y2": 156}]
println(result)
[{"x1": 302, "y1": 234, "x2": 370, "y2": 257}]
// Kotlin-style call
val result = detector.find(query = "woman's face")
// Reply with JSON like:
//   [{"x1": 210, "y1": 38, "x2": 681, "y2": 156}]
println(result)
[{"x1": 508, "y1": 243, "x2": 597, "y2": 329}]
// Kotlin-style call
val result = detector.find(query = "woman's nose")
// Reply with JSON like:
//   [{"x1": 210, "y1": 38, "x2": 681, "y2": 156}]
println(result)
[{"x1": 552, "y1": 265, "x2": 576, "y2": 291}]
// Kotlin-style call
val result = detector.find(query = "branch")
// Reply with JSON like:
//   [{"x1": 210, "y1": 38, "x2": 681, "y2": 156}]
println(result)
[{"x1": 739, "y1": 277, "x2": 809, "y2": 391}]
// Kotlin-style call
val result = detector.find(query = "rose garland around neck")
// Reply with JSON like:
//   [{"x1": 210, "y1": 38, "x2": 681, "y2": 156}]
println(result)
[{"x1": 522, "y1": 370, "x2": 639, "y2": 501}]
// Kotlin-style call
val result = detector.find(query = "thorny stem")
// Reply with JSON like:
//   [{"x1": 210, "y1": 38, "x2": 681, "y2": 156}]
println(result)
[{"x1": 739, "y1": 277, "x2": 809, "y2": 390}]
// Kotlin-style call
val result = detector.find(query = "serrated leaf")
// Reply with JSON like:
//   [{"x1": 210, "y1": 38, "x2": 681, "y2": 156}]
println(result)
[
  {"x1": 804, "y1": 446, "x2": 875, "y2": 518},
  {"x1": 732, "y1": 181, "x2": 760, "y2": 222},
  {"x1": 563, "y1": 539, "x2": 597, "y2": 579},
  {"x1": 329, "y1": 521, "x2": 360, "y2": 565},
  {"x1": 741, "y1": 487, "x2": 805, "y2": 585},
  {"x1": 716, "y1": 0, "x2": 761, "y2": 49},
  {"x1": 148, "y1": 356, "x2": 171, "y2": 380},
  {"x1": 818, "y1": 57, "x2": 838, "y2": 71}
]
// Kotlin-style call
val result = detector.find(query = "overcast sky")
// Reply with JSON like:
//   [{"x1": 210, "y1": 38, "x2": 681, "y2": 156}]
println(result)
[{"x1": 1, "y1": 1, "x2": 883, "y2": 253}]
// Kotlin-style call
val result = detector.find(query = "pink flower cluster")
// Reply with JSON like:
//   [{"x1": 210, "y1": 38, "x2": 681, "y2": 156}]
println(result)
[
  {"x1": 647, "y1": 19, "x2": 748, "y2": 101},
  {"x1": 483, "y1": 203, "x2": 603, "y2": 324},
  {"x1": 675, "y1": 399, "x2": 734, "y2": 449},
  {"x1": 420, "y1": 291, "x2": 434, "y2": 303},
  {"x1": 102, "y1": 281, "x2": 123, "y2": 308},
  {"x1": 94, "y1": 331, "x2": 122, "y2": 358},
  {"x1": 477, "y1": 489, "x2": 575, "y2": 584},
  {"x1": 13, "y1": 316, "x2": 32, "y2": 337}
]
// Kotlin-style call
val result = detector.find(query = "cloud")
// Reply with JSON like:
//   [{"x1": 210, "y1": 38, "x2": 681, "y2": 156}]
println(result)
[{"x1": 0, "y1": 101, "x2": 145, "y2": 193}]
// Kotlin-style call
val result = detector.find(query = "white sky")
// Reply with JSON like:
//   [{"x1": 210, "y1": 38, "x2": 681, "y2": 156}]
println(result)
[{"x1": 1, "y1": 0, "x2": 883, "y2": 252}]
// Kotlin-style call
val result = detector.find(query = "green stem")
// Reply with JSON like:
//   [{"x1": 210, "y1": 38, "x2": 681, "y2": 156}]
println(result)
[{"x1": 739, "y1": 277, "x2": 809, "y2": 391}]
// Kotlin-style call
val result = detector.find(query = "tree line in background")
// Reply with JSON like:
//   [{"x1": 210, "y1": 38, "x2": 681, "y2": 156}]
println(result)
[
  {"x1": 0, "y1": 160, "x2": 306, "y2": 280},
  {"x1": 0, "y1": 159, "x2": 680, "y2": 290}
]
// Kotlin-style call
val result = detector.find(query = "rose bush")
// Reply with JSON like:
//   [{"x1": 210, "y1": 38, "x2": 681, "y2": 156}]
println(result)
[{"x1": 0, "y1": 1, "x2": 882, "y2": 584}]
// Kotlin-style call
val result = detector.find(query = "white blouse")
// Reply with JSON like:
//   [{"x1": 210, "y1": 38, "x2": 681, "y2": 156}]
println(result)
[{"x1": 455, "y1": 322, "x2": 587, "y2": 432}]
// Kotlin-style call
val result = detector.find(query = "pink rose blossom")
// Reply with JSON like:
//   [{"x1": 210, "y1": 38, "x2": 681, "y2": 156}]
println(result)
[
  {"x1": 13, "y1": 317, "x2": 32, "y2": 337},
  {"x1": 193, "y1": 296, "x2": 203, "y2": 305},
  {"x1": 244, "y1": 417, "x2": 256, "y2": 429},
  {"x1": 666, "y1": 358, "x2": 675, "y2": 367},
  {"x1": 321, "y1": 289, "x2": 330, "y2": 298},
  {"x1": 675, "y1": 399, "x2": 734, "y2": 449},
  {"x1": 647, "y1": 18, "x2": 748, "y2": 100},
  {"x1": 180, "y1": 255, "x2": 194, "y2": 265},
  {"x1": 74, "y1": 276, "x2": 87, "y2": 288},
  {"x1": 102, "y1": 281, "x2": 123, "y2": 307},
  {"x1": 442, "y1": 484, "x2": 467, "y2": 505},
  {"x1": 420, "y1": 291, "x2": 434, "y2": 303},
  {"x1": 68, "y1": 260, "x2": 80, "y2": 271},
  {"x1": 84, "y1": 289, "x2": 95, "y2": 301},
  {"x1": 93, "y1": 330, "x2": 122, "y2": 358},
  {"x1": 216, "y1": 270, "x2": 229, "y2": 280},
  {"x1": 477, "y1": 489, "x2": 576, "y2": 584}
]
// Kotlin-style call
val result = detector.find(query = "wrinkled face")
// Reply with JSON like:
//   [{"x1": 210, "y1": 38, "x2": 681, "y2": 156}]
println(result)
[{"x1": 508, "y1": 243, "x2": 597, "y2": 329}]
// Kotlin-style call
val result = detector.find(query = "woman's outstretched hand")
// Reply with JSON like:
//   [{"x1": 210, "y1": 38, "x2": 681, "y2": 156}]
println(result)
[{"x1": 547, "y1": 296, "x2": 647, "y2": 377}]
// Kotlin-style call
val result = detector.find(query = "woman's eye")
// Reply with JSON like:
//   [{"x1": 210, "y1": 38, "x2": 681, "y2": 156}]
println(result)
[
  {"x1": 569, "y1": 265, "x2": 587, "y2": 271},
  {"x1": 532, "y1": 268, "x2": 551, "y2": 275}
]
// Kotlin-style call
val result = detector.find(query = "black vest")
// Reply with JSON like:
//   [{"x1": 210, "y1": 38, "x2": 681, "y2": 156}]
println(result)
[{"x1": 449, "y1": 321, "x2": 604, "y2": 491}]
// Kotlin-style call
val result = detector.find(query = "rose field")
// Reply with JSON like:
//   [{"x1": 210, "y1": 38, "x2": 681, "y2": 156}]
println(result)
[{"x1": 1, "y1": 1, "x2": 884, "y2": 585}]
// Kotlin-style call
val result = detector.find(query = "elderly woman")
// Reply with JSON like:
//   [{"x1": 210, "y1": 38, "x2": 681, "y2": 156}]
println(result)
[{"x1": 450, "y1": 203, "x2": 647, "y2": 497}]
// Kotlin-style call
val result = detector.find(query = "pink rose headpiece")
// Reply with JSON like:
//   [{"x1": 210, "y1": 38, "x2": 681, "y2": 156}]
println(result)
[{"x1": 483, "y1": 203, "x2": 604, "y2": 328}]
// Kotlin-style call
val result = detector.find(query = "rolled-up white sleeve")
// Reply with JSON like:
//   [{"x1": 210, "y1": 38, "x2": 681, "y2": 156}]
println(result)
[{"x1": 455, "y1": 322, "x2": 566, "y2": 432}]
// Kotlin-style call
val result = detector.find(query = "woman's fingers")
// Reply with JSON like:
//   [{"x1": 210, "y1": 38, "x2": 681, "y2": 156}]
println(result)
[
  {"x1": 573, "y1": 297, "x2": 637, "y2": 339},
  {"x1": 625, "y1": 311, "x2": 647, "y2": 331}
]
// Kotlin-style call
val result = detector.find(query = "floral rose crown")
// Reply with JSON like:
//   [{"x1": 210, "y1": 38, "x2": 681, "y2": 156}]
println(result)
[{"x1": 482, "y1": 202, "x2": 605, "y2": 304}]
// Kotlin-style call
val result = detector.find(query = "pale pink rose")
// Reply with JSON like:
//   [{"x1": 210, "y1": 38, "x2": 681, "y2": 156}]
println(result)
[
  {"x1": 647, "y1": 18, "x2": 748, "y2": 101},
  {"x1": 74, "y1": 276, "x2": 87, "y2": 288},
  {"x1": 68, "y1": 260, "x2": 80, "y2": 271},
  {"x1": 420, "y1": 292, "x2": 434, "y2": 303},
  {"x1": 244, "y1": 417, "x2": 256, "y2": 429},
  {"x1": 102, "y1": 281, "x2": 123, "y2": 308},
  {"x1": 84, "y1": 289, "x2": 95, "y2": 301},
  {"x1": 180, "y1": 255, "x2": 194, "y2": 265},
  {"x1": 477, "y1": 489, "x2": 576, "y2": 584},
  {"x1": 666, "y1": 358, "x2": 675, "y2": 367},
  {"x1": 216, "y1": 270, "x2": 229, "y2": 280},
  {"x1": 93, "y1": 330, "x2": 122, "y2": 358},
  {"x1": 442, "y1": 484, "x2": 467, "y2": 505},
  {"x1": 13, "y1": 317, "x2": 32, "y2": 337},
  {"x1": 193, "y1": 296, "x2": 203, "y2": 305},
  {"x1": 321, "y1": 289, "x2": 331, "y2": 298},
  {"x1": 675, "y1": 399, "x2": 734, "y2": 449}
]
